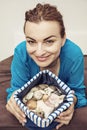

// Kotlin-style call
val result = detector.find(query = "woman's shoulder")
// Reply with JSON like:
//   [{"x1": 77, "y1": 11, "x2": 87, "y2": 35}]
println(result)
[
  {"x1": 61, "y1": 39, "x2": 83, "y2": 61},
  {"x1": 13, "y1": 41, "x2": 29, "y2": 62},
  {"x1": 15, "y1": 40, "x2": 26, "y2": 52},
  {"x1": 13, "y1": 41, "x2": 39, "y2": 70}
]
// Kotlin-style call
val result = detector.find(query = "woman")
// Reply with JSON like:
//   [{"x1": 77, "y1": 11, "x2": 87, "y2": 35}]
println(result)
[{"x1": 6, "y1": 3, "x2": 87, "y2": 130}]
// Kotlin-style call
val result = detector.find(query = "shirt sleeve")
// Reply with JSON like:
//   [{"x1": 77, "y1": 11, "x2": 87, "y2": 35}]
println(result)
[
  {"x1": 6, "y1": 47, "x2": 31, "y2": 101},
  {"x1": 67, "y1": 55, "x2": 87, "y2": 108}
]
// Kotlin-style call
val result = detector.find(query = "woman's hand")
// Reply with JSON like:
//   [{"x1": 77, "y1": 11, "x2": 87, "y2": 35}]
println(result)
[
  {"x1": 55, "y1": 103, "x2": 74, "y2": 130},
  {"x1": 55, "y1": 91, "x2": 77, "y2": 129},
  {"x1": 6, "y1": 92, "x2": 26, "y2": 125}
]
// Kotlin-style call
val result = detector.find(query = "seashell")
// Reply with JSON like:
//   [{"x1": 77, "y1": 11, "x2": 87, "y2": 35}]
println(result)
[
  {"x1": 50, "y1": 85, "x2": 56, "y2": 91},
  {"x1": 22, "y1": 97, "x2": 27, "y2": 104},
  {"x1": 59, "y1": 95, "x2": 65, "y2": 101},
  {"x1": 39, "y1": 90, "x2": 46, "y2": 94},
  {"x1": 33, "y1": 90, "x2": 43, "y2": 100},
  {"x1": 25, "y1": 92, "x2": 34, "y2": 100},
  {"x1": 42, "y1": 94, "x2": 49, "y2": 102},
  {"x1": 56, "y1": 88, "x2": 62, "y2": 95},
  {"x1": 30, "y1": 87, "x2": 39, "y2": 92},
  {"x1": 44, "y1": 87, "x2": 54, "y2": 96},
  {"x1": 39, "y1": 84, "x2": 48, "y2": 89},
  {"x1": 48, "y1": 93, "x2": 65, "y2": 108},
  {"x1": 36, "y1": 100, "x2": 54, "y2": 118},
  {"x1": 54, "y1": 90, "x2": 59, "y2": 95},
  {"x1": 27, "y1": 99, "x2": 37, "y2": 110},
  {"x1": 35, "y1": 108, "x2": 45, "y2": 118}
]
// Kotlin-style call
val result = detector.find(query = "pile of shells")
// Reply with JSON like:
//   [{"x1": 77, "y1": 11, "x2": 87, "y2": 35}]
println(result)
[{"x1": 22, "y1": 84, "x2": 65, "y2": 118}]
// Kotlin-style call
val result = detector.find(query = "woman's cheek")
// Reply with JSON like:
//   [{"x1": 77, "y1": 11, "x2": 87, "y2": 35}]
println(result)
[
  {"x1": 46, "y1": 46, "x2": 61, "y2": 54},
  {"x1": 26, "y1": 44, "x2": 35, "y2": 54}
]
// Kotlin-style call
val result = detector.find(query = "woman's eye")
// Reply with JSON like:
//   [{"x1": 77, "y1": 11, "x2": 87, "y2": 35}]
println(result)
[
  {"x1": 46, "y1": 40, "x2": 54, "y2": 44},
  {"x1": 27, "y1": 40, "x2": 35, "y2": 45}
]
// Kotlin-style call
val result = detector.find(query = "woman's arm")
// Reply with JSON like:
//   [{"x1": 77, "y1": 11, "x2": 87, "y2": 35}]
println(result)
[
  {"x1": 55, "y1": 92, "x2": 77, "y2": 129},
  {"x1": 67, "y1": 55, "x2": 87, "y2": 108},
  {"x1": 55, "y1": 55, "x2": 87, "y2": 129},
  {"x1": 6, "y1": 42, "x2": 30, "y2": 101},
  {"x1": 6, "y1": 42, "x2": 30, "y2": 124},
  {"x1": 6, "y1": 92, "x2": 27, "y2": 125}
]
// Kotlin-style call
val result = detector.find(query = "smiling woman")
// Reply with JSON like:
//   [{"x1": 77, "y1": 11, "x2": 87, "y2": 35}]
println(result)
[
  {"x1": 25, "y1": 21, "x2": 65, "y2": 71},
  {"x1": 6, "y1": 3, "x2": 87, "y2": 130}
]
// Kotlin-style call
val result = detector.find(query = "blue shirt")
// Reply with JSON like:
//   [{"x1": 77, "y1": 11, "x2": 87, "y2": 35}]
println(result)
[{"x1": 6, "y1": 39, "x2": 87, "y2": 108}]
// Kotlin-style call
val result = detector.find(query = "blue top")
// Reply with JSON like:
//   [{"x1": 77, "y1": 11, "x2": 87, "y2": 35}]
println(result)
[{"x1": 6, "y1": 39, "x2": 87, "y2": 108}]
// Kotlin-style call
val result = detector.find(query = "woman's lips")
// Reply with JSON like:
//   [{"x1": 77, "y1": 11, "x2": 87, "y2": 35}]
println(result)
[{"x1": 36, "y1": 56, "x2": 49, "y2": 62}]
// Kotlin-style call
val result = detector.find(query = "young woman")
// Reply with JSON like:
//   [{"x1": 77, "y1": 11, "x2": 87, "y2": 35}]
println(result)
[{"x1": 6, "y1": 3, "x2": 87, "y2": 130}]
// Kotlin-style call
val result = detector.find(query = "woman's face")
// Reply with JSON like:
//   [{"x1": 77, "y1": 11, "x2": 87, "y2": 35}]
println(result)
[{"x1": 25, "y1": 21, "x2": 66, "y2": 68}]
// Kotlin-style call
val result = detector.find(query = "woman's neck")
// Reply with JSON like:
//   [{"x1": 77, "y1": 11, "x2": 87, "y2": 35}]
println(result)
[{"x1": 40, "y1": 57, "x2": 60, "y2": 76}]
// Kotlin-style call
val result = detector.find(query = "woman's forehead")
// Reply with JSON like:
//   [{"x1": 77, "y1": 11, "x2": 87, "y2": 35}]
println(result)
[{"x1": 25, "y1": 21, "x2": 61, "y2": 39}]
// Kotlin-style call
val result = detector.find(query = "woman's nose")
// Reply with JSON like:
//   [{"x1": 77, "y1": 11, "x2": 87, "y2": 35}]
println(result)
[{"x1": 36, "y1": 43, "x2": 45, "y2": 56}]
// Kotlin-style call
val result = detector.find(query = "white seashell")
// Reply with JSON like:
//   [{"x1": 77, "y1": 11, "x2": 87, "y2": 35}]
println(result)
[
  {"x1": 22, "y1": 97, "x2": 27, "y2": 103},
  {"x1": 44, "y1": 87, "x2": 54, "y2": 96},
  {"x1": 30, "y1": 87, "x2": 39, "y2": 92},
  {"x1": 48, "y1": 93, "x2": 65, "y2": 108},
  {"x1": 39, "y1": 90, "x2": 46, "y2": 94},
  {"x1": 25, "y1": 92, "x2": 34, "y2": 100},
  {"x1": 35, "y1": 107, "x2": 45, "y2": 118},
  {"x1": 33, "y1": 90, "x2": 43, "y2": 100},
  {"x1": 37, "y1": 100, "x2": 54, "y2": 118}
]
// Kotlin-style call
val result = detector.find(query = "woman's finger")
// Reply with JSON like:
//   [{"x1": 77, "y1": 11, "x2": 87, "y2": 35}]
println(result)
[
  {"x1": 55, "y1": 112, "x2": 73, "y2": 125},
  {"x1": 56, "y1": 123, "x2": 64, "y2": 130},
  {"x1": 6, "y1": 101, "x2": 26, "y2": 123},
  {"x1": 59, "y1": 103, "x2": 74, "y2": 117},
  {"x1": 6, "y1": 94, "x2": 26, "y2": 124},
  {"x1": 55, "y1": 117, "x2": 70, "y2": 125}
]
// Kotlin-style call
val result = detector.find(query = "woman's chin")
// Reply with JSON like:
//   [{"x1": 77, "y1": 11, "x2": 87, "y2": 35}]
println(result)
[{"x1": 36, "y1": 62, "x2": 50, "y2": 69}]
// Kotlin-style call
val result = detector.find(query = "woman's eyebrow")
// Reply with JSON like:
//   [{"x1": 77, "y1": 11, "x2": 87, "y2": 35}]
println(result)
[
  {"x1": 44, "y1": 35, "x2": 56, "y2": 41},
  {"x1": 26, "y1": 36, "x2": 36, "y2": 41},
  {"x1": 26, "y1": 35, "x2": 56, "y2": 41}
]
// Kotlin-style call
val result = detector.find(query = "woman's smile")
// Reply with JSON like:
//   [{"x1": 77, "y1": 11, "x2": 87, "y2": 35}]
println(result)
[{"x1": 36, "y1": 55, "x2": 50, "y2": 62}]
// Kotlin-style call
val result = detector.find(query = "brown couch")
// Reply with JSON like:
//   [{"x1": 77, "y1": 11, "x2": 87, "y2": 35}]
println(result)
[{"x1": 0, "y1": 55, "x2": 87, "y2": 130}]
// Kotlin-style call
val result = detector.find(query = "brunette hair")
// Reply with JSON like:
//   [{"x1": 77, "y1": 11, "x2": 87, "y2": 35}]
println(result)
[{"x1": 24, "y1": 3, "x2": 65, "y2": 38}]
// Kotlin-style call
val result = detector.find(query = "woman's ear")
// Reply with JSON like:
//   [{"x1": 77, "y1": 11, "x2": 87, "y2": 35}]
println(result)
[{"x1": 61, "y1": 33, "x2": 66, "y2": 47}]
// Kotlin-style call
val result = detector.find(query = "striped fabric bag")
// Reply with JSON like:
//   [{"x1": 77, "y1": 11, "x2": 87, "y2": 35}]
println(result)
[{"x1": 14, "y1": 70, "x2": 73, "y2": 128}]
